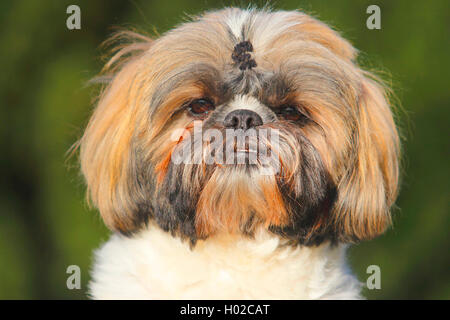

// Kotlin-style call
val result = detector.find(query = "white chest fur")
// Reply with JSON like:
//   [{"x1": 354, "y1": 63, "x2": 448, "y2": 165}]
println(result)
[{"x1": 89, "y1": 225, "x2": 362, "y2": 299}]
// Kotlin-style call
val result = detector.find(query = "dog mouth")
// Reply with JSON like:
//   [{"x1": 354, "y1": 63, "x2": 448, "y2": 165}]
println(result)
[
  {"x1": 223, "y1": 139, "x2": 271, "y2": 163},
  {"x1": 234, "y1": 146, "x2": 258, "y2": 154},
  {"x1": 201, "y1": 130, "x2": 280, "y2": 172}
]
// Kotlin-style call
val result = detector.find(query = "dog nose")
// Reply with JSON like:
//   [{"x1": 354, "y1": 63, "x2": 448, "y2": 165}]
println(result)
[{"x1": 223, "y1": 109, "x2": 263, "y2": 130}]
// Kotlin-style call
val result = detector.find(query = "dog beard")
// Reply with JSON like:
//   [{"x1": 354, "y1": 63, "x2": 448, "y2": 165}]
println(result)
[{"x1": 148, "y1": 121, "x2": 337, "y2": 245}]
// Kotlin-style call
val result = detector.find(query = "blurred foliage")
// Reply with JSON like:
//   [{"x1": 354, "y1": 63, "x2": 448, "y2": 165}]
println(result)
[{"x1": 0, "y1": 0, "x2": 448, "y2": 299}]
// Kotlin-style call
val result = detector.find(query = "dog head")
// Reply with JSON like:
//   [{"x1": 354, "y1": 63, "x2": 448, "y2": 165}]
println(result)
[{"x1": 79, "y1": 8, "x2": 400, "y2": 245}]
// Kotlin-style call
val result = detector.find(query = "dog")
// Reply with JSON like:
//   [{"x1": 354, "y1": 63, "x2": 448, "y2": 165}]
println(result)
[{"x1": 79, "y1": 7, "x2": 400, "y2": 299}]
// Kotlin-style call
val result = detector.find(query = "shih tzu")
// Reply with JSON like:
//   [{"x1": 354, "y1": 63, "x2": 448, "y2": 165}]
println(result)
[{"x1": 78, "y1": 8, "x2": 400, "y2": 299}]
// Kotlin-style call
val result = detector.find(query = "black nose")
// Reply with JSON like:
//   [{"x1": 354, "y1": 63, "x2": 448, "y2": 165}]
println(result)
[{"x1": 223, "y1": 109, "x2": 263, "y2": 130}]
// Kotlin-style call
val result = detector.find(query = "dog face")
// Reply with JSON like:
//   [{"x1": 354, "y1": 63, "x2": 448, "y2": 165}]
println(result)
[{"x1": 80, "y1": 8, "x2": 400, "y2": 245}]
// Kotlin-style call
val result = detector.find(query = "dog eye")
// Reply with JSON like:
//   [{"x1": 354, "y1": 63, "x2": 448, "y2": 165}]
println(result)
[
  {"x1": 276, "y1": 105, "x2": 304, "y2": 121},
  {"x1": 188, "y1": 98, "x2": 215, "y2": 117}
]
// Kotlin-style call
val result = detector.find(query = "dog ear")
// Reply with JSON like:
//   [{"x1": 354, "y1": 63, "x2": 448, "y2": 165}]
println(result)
[
  {"x1": 79, "y1": 31, "x2": 153, "y2": 234},
  {"x1": 332, "y1": 74, "x2": 400, "y2": 242}
]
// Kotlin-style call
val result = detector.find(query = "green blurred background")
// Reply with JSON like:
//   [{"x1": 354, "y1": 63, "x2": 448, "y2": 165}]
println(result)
[{"x1": 0, "y1": 0, "x2": 448, "y2": 299}]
